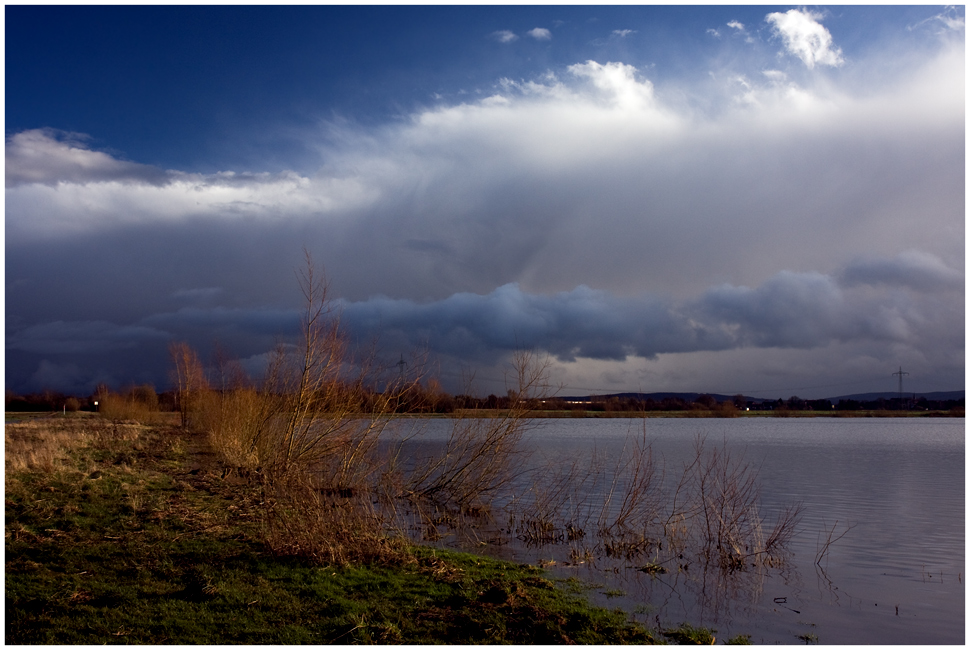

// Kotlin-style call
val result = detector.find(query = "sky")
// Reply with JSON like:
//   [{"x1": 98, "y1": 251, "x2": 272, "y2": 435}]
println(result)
[{"x1": 5, "y1": 5, "x2": 965, "y2": 400}]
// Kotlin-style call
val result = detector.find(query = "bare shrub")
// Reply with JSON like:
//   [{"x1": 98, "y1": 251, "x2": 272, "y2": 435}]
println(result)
[
  {"x1": 170, "y1": 341, "x2": 209, "y2": 429},
  {"x1": 178, "y1": 251, "x2": 416, "y2": 564},
  {"x1": 193, "y1": 387, "x2": 274, "y2": 470},
  {"x1": 662, "y1": 436, "x2": 801, "y2": 572},
  {"x1": 98, "y1": 385, "x2": 162, "y2": 424},
  {"x1": 403, "y1": 350, "x2": 551, "y2": 508},
  {"x1": 597, "y1": 427, "x2": 663, "y2": 537},
  {"x1": 246, "y1": 252, "x2": 408, "y2": 480},
  {"x1": 515, "y1": 454, "x2": 599, "y2": 546},
  {"x1": 502, "y1": 428, "x2": 800, "y2": 579}
]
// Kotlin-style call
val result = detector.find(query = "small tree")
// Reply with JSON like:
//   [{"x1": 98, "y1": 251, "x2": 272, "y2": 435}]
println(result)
[{"x1": 170, "y1": 341, "x2": 209, "y2": 429}]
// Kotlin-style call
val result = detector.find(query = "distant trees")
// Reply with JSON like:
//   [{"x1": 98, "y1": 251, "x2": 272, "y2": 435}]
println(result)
[{"x1": 96, "y1": 384, "x2": 162, "y2": 422}]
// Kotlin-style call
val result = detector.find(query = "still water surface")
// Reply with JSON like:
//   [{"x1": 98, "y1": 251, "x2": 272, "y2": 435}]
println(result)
[{"x1": 405, "y1": 417, "x2": 964, "y2": 644}]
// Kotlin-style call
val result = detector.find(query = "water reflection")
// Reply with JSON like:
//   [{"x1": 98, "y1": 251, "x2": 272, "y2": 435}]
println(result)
[
  {"x1": 389, "y1": 424, "x2": 801, "y2": 636},
  {"x1": 386, "y1": 417, "x2": 964, "y2": 644}
]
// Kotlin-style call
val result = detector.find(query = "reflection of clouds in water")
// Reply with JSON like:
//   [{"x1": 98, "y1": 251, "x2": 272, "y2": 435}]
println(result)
[{"x1": 397, "y1": 418, "x2": 963, "y2": 644}]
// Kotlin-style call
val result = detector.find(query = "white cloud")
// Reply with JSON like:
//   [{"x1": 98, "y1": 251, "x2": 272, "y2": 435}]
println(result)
[
  {"x1": 490, "y1": 30, "x2": 517, "y2": 43},
  {"x1": 527, "y1": 27, "x2": 551, "y2": 41},
  {"x1": 5, "y1": 129, "x2": 170, "y2": 187},
  {"x1": 5, "y1": 132, "x2": 379, "y2": 240},
  {"x1": 6, "y1": 44, "x2": 962, "y2": 329},
  {"x1": 612, "y1": 29, "x2": 635, "y2": 38},
  {"x1": 727, "y1": 20, "x2": 745, "y2": 31},
  {"x1": 912, "y1": 7, "x2": 966, "y2": 34},
  {"x1": 766, "y1": 9, "x2": 844, "y2": 69},
  {"x1": 566, "y1": 60, "x2": 657, "y2": 111},
  {"x1": 762, "y1": 69, "x2": 787, "y2": 82}
]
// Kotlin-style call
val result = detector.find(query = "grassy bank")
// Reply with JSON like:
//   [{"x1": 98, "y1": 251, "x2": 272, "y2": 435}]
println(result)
[{"x1": 7, "y1": 414, "x2": 723, "y2": 644}]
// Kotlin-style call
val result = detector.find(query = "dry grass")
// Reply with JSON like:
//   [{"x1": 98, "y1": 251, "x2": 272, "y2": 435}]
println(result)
[
  {"x1": 3, "y1": 416, "x2": 146, "y2": 474},
  {"x1": 260, "y1": 469, "x2": 412, "y2": 566},
  {"x1": 5, "y1": 418, "x2": 92, "y2": 474}
]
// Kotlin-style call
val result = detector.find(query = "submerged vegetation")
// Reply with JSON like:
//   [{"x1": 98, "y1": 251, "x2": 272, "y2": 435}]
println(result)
[{"x1": 7, "y1": 255, "x2": 809, "y2": 643}]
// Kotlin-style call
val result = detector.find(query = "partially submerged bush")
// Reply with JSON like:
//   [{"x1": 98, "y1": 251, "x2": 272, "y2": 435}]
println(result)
[
  {"x1": 169, "y1": 252, "x2": 547, "y2": 564},
  {"x1": 171, "y1": 252, "x2": 800, "y2": 586}
]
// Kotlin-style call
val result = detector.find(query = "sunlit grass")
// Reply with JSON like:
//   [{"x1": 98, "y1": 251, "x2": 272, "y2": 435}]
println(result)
[{"x1": 5, "y1": 417, "x2": 662, "y2": 644}]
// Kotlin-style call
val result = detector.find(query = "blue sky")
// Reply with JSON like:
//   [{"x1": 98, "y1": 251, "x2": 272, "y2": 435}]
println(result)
[{"x1": 5, "y1": 5, "x2": 965, "y2": 399}]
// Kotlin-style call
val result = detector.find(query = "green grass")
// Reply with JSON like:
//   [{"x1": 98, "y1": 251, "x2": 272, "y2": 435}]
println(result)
[{"x1": 6, "y1": 418, "x2": 668, "y2": 644}]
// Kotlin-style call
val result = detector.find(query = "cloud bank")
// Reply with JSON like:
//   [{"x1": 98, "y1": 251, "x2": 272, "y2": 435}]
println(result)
[
  {"x1": 7, "y1": 250, "x2": 961, "y2": 396},
  {"x1": 6, "y1": 10, "x2": 964, "y2": 397}
]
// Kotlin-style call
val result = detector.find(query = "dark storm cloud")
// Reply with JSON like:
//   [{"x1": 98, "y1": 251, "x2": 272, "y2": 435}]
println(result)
[
  {"x1": 840, "y1": 250, "x2": 965, "y2": 293},
  {"x1": 172, "y1": 287, "x2": 225, "y2": 303},
  {"x1": 336, "y1": 258, "x2": 962, "y2": 366},
  {"x1": 142, "y1": 307, "x2": 299, "y2": 336},
  {"x1": 337, "y1": 284, "x2": 718, "y2": 364},
  {"x1": 6, "y1": 250, "x2": 961, "y2": 396},
  {"x1": 697, "y1": 272, "x2": 852, "y2": 349},
  {"x1": 7, "y1": 320, "x2": 171, "y2": 354}
]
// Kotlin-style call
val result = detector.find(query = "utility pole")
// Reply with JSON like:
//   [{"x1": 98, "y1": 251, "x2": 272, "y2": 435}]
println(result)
[
  {"x1": 892, "y1": 366, "x2": 909, "y2": 411},
  {"x1": 396, "y1": 354, "x2": 407, "y2": 382}
]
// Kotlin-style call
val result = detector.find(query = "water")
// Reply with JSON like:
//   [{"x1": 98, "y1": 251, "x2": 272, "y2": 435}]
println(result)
[{"x1": 396, "y1": 417, "x2": 964, "y2": 644}]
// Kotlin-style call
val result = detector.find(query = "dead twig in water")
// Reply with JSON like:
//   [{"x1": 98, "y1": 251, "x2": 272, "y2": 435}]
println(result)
[{"x1": 815, "y1": 520, "x2": 855, "y2": 566}]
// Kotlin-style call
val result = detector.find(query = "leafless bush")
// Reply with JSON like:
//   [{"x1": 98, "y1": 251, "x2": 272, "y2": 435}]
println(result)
[
  {"x1": 597, "y1": 427, "x2": 663, "y2": 537},
  {"x1": 177, "y1": 251, "x2": 418, "y2": 564},
  {"x1": 98, "y1": 385, "x2": 162, "y2": 424},
  {"x1": 403, "y1": 350, "x2": 551, "y2": 508},
  {"x1": 500, "y1": 428, "x2": 801, "y2": 579},
  {"x1": 514, "y1": 454, "x2": 598, "y2": 546},
  {"x1": 170, "y1": 341, "x2": 209, "y2": 429},
  {"x1": 660, "y1": 436, "x2": 801, "y2": 572}
]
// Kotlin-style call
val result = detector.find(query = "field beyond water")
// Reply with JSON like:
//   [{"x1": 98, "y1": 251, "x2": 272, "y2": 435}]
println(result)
[{"x1": 6, "y1": 414, "x2": 747, "y2": 645}]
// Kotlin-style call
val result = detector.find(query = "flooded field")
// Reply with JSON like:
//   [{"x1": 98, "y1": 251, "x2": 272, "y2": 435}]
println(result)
[{"x1": 396, "y1": 417, "x2": 964, "y2": 644}]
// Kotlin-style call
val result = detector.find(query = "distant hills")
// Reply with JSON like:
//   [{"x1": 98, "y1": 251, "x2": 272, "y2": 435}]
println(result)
[
  {"x1": 823, "y1": 390, "x2": 964, "y2": 402},
  {"x1": 558, "y1": 390, "x2": 964, "y2": 404}
]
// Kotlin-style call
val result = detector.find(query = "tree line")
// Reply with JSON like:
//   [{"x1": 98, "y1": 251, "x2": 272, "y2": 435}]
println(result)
[{"x1": 8, "y1": 384, "x2": 962, "y2": 415}]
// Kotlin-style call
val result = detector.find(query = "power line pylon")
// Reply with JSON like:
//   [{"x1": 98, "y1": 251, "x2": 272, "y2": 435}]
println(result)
[{"x1": 892, "y1": 366, "x2": 909, "y2": 411}]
